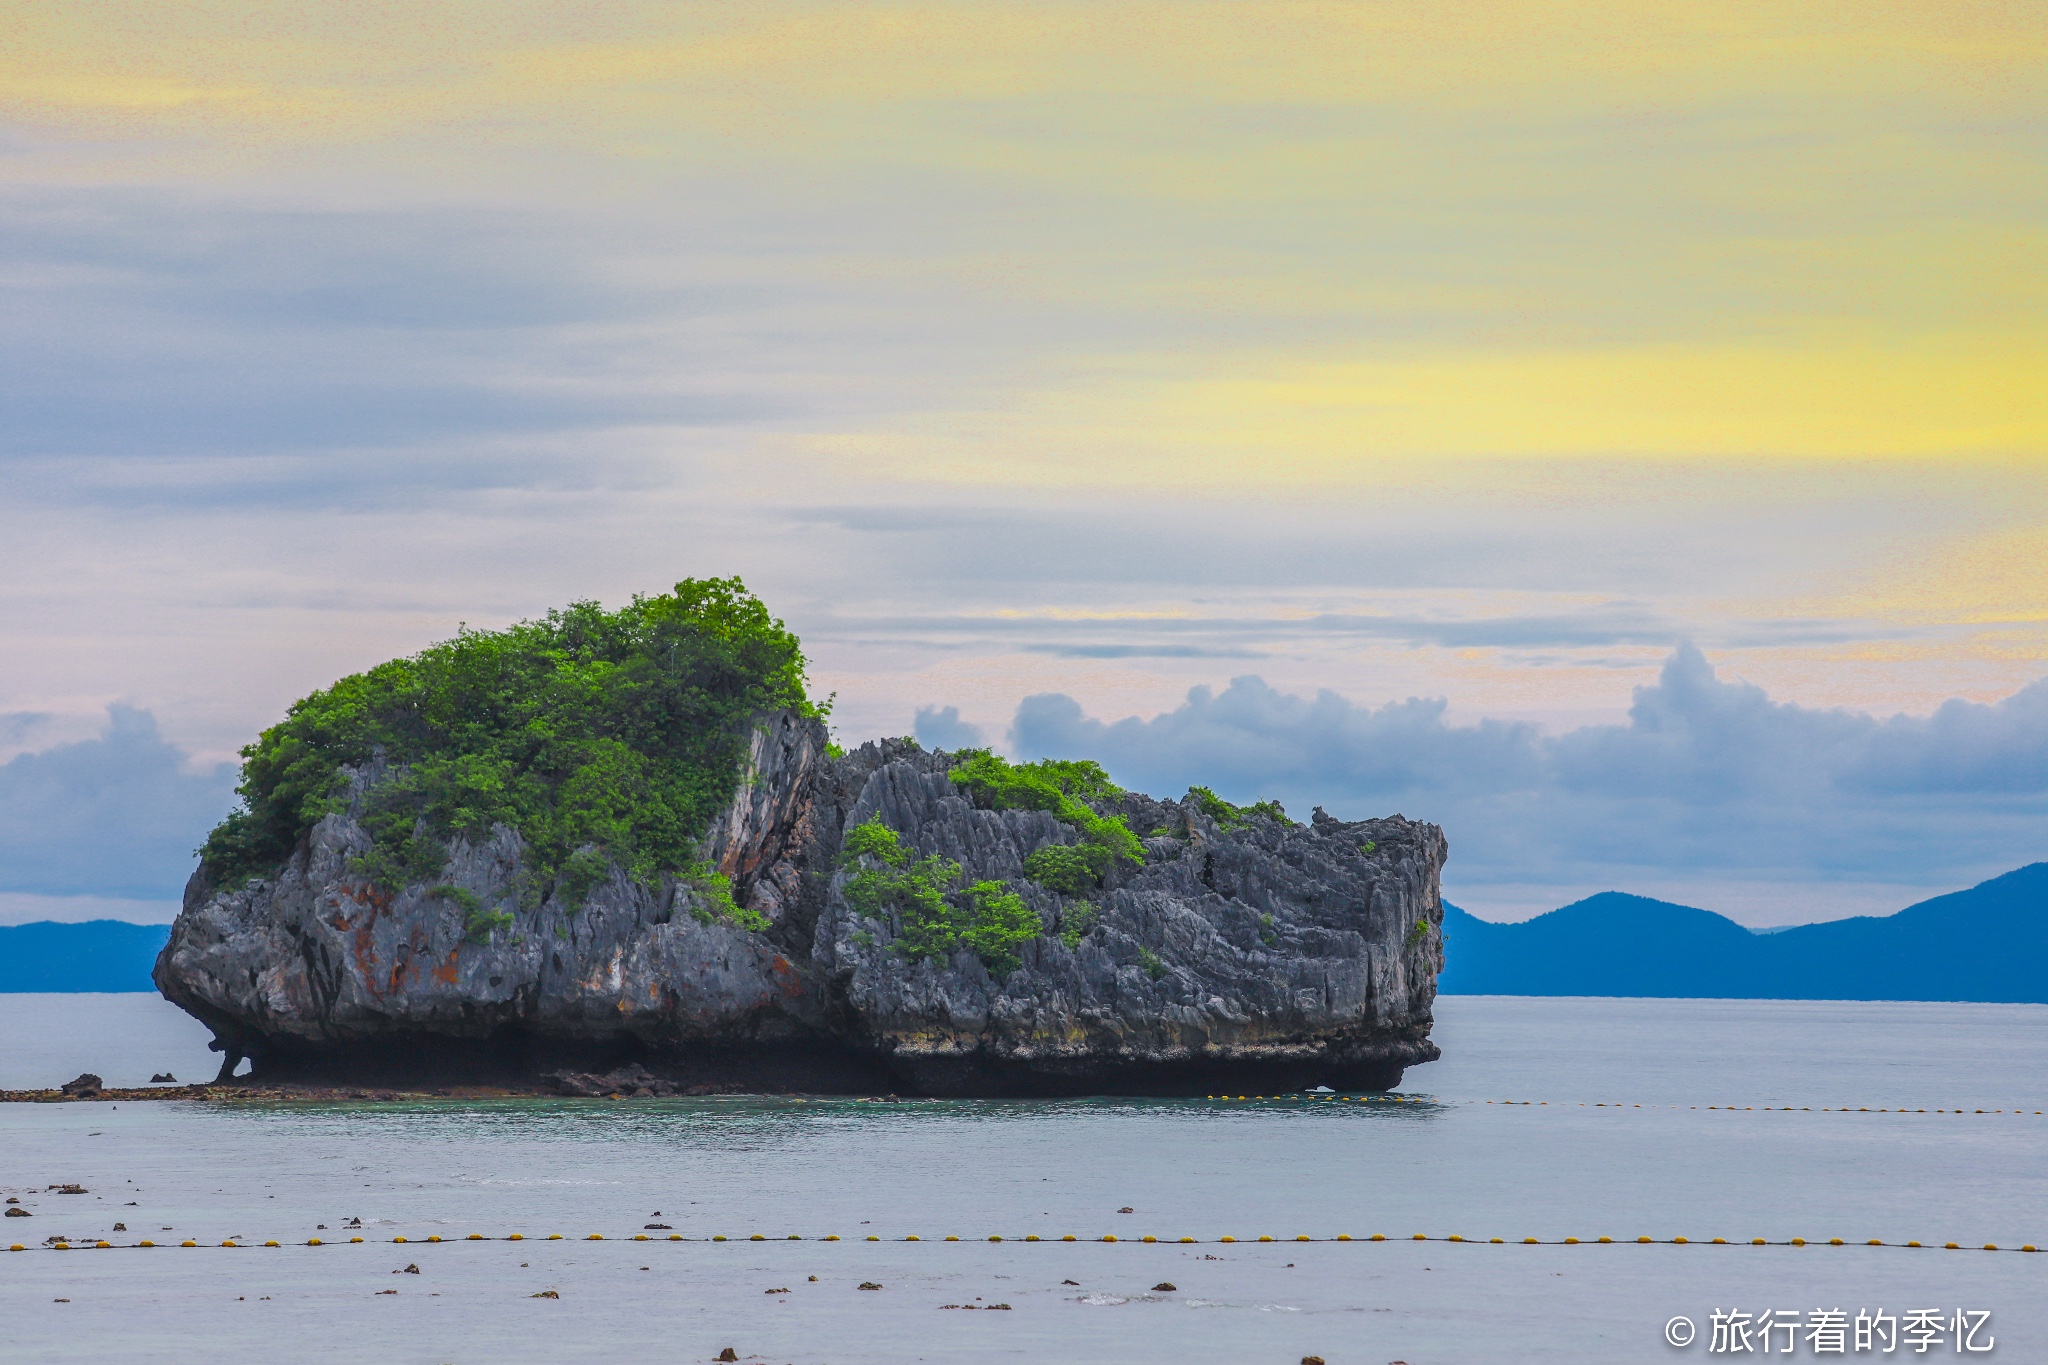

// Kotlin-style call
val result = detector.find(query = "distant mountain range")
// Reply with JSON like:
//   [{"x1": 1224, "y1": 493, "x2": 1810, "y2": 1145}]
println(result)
[
  {"x1": 4, "y1": 863, "x2": 2044, "y2": 1000},
  {"x1": 0, "y1": 920, "x2": 172, "y2": 992},
  {"x1": 1442, "y1": 863, "x2": 2048, "y2": 1002}
]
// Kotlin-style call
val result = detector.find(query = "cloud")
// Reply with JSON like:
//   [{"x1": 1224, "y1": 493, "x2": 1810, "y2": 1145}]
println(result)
[
  {"x1": 0, "y1": 190, "x2": 788, "y2": 469},
  {"x1": 913, "y1": 705, "x2": 986, "y2": 752},
  {"x1": 0, "y1": 705, "x2": 236, "y2": 900},
  {"x1": 1006, "y1": 647, "x2": 2048, "y2": 895}
]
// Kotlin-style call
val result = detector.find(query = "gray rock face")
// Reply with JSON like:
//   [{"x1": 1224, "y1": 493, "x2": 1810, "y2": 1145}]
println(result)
[{"x1": 156, "y1": 714, "x2": 1446, "y2": 1095}]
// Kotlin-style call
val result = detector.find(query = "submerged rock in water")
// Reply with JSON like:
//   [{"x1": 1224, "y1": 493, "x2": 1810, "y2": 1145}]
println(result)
[{"x1": 155, "y1": 720, "x2": 1445, "y2": 1096}]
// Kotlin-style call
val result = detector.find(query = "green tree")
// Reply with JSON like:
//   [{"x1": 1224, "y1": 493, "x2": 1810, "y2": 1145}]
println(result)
[{"x1": 199, "y1": 578, "x2": 819, "y2": 923}]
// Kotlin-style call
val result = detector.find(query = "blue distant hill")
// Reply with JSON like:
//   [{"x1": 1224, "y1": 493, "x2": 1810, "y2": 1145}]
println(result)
[
  {"x1": 1441, "y1": 863, "x2": 2048, "y2": 1002},
  {"x1": 0, "y1": 920, "x2": 173, "y2": 992}
]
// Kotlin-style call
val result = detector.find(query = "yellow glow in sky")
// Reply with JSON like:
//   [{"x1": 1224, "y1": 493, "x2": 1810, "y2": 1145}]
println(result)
[{"x1": 4, "y1": 0, "x2": 2046, "y2": 715}]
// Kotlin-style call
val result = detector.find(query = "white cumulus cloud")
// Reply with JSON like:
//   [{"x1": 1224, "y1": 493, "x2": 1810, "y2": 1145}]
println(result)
[{"x1": 1003, "y1": 646, "x2": 2048, "y2": 906}]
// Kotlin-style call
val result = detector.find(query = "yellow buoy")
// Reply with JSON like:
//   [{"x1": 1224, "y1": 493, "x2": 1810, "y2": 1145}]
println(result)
[
  {"x1": 1335, "y1": 1235, "x2": 1351, "y2": 1242},
  {"x1": 351, "y1": 1237, "x2": 364, "y2": 1243},
  {"x1": 1219, "y1": 1236, "x2": 1234, "y2": 1243},
  {"x1": 945, "y1": 1236, "x2": 959, "y2": 1242},
  {"x1": 1182, "y1": 1237, "x2": 1197, "y2": 1243},
  {"x1": 139, "y1": 1240, "x2": 155, "y2": 1248},
  {"x1": 1142, "y1": 1235, "x2": 1156, "y2": 1243},
  {"x1": 713, "y1": 1235, "x2": 727, "y2": 1242},
  {"x1": 394, "y1": 1236, "x2": 408, "y2": 1244},
  {"x1": 670, "y1": 1235, "x2": 683, "y2": 1242},
  {"x1": 469, "y1": 1234, "x2": 484, "y2": 1242},
  {"x1": 427, "y1": 1236, "x2": 442, "y2": 1243},
  {"x1": 307, "y1": 1238, "x2": 322, "y2": 1246},
  {"x1": 1102, "y1": 1235, "x2": 1117, "y2": 1243},
  {"x1": 1371, "y1": 1234, "x2": 1386, "y2": 1242},
  {"x1": 989, "y1": 1235, "x2": 1002, "y2": 1243},
  {"x1": 635, "y1": 1235, "x2": 649, "y2": 1242},
  {"x1": 1026, "y1": 1235, "x2": 1040, "y2": 1242},
  {"x1": 750, "y1": 1234, "x2": 765, "y2": 1242},
  {"x1": 587, "y1": 1234, "x2": 603, "y2": 1241}
]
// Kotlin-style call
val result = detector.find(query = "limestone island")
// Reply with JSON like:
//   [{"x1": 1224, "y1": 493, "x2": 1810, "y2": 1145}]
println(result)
[{"x1": 156, "y1": 579, "x2": 1446, "y2": 1097}]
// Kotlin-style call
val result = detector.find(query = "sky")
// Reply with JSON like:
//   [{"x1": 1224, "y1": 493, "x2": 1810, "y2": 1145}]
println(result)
[{"x1": 2, "y1": 2, "x2": 2045, "y2": 925}]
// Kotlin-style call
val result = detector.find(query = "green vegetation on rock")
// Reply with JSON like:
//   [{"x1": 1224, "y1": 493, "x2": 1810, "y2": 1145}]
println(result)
[
  {"x1": 426, "y1": 883, "x2": 514, "y2": 943},
  {"x1": 1021, "y1": 842, "x2": 1111, "y2": 895},
  {"x1": 198, "y1": 578, "x2": 820, "y2": 932},
  {"x1": 842, "y1": 814, "x2": 911, "y2": 867},
  {"x1": 958, "y1": 880, "x2": 1041, "y2": 976},
  {"x1": 948, "y1": 752, "x2": 1143, "y2": 865},
  {"x1": 839, "y1": 814, "x2": 1044, "y2": 976},
  {"x1": 1184, "y1": 785, "x2": 1291, "y2": 831},
  {"x1": 680, "y1": 862, "x2": 769, "y2": 933},
  {"x1": 841, "y1": 816, "x2": 967, "y2": 959}
]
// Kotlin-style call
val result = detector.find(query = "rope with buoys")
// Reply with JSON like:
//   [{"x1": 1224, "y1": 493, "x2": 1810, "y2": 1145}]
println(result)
[
  {"x1": 1207, "y1": 1095, "x2": 2045, "y2": 1114},
  {"x1": 9, "y1": 1232, "x2": 2040, "y2": 1253}
]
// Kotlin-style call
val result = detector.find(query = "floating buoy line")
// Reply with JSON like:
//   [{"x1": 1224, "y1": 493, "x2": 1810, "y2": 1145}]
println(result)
[
  {"x1": 8, "y1": 1232, "x2": 2039, "y2": 1254},
  {"x1": 1203, "y1": 1095, "x2": 2044, "y2": 1115},
  {"x1": 10, "y1": 1097, "x2": 2038, "y2": 1260}
]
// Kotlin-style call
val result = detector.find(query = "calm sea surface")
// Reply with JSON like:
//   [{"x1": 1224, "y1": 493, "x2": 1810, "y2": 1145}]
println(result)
[{"x1": 3, "y1": 994, "x2": 2044, "y2": 1362}]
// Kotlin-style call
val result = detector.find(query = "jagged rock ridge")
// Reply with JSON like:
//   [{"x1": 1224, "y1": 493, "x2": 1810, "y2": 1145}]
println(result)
[{"x1": 156, "y1": 713, "x2": 1446, "y2": 1095}]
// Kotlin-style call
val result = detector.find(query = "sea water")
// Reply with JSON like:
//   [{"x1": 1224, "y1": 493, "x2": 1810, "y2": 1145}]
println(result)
[{"x1": 2, "y1": 994, "x2": 2044, "y2": 1362}]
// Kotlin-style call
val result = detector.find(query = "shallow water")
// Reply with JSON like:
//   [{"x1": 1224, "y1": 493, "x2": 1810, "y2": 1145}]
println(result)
[{"x1": 3, "y1": 994, "x2": 2044, "y2": 1362}]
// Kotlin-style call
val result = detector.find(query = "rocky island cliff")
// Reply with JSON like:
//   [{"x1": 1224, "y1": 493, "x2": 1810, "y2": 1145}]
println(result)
[{"x1": 155, "y1": 581, "x2": 1446, "y2": 1096}]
